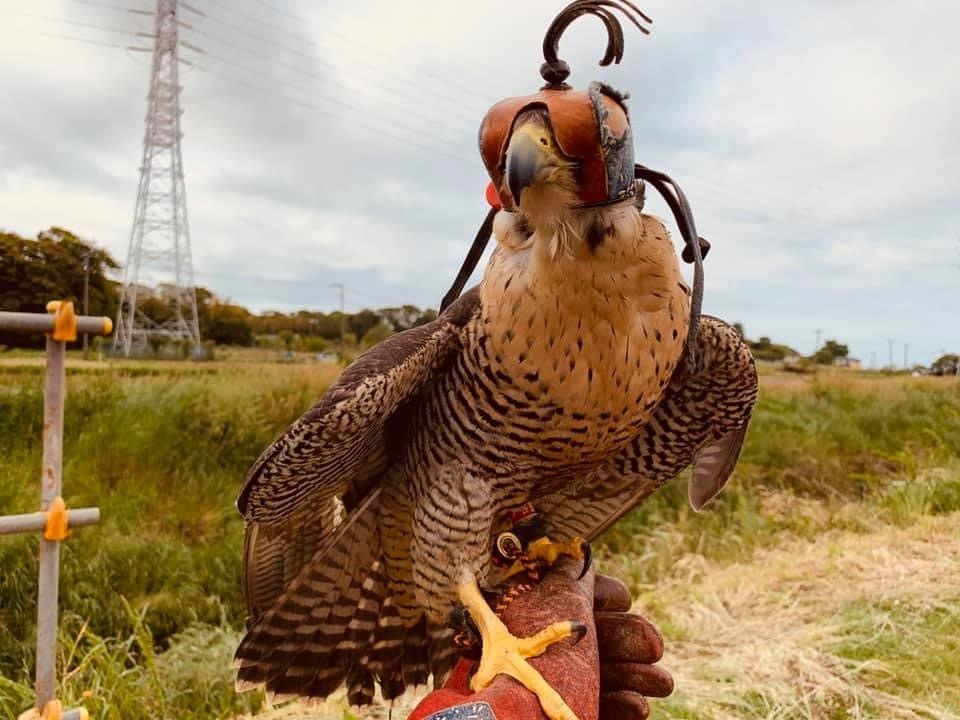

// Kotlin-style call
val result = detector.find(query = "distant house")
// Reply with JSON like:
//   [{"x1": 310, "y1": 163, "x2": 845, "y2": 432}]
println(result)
[{"x1": 833, "y1": 357, "x2": 862, "y2": 369}]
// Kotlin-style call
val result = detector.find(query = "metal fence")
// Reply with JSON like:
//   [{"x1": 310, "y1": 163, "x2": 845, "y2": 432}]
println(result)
[{"x1": 0, "y1": 301, "x2": 113, "y2": 720}]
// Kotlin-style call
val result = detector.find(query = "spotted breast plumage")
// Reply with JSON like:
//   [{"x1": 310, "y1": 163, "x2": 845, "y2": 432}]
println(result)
[{"x1": 234, "y1": 3, "x2": 759, "y2": 718}]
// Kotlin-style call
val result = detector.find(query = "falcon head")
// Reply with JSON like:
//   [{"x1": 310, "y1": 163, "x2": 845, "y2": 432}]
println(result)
[{"x1": 479, "y1": 84, "x2": 636, "y2": 217}]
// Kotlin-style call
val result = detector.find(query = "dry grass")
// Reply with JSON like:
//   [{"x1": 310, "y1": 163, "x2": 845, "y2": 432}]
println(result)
[{"x1": 641, "y1": 506, "x2": 960, "y2": 720}]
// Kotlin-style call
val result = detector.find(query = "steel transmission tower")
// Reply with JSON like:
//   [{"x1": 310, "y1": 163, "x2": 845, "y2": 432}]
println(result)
[{"x1": 114, "y1": 0, "x2": 201, "y2": 356}]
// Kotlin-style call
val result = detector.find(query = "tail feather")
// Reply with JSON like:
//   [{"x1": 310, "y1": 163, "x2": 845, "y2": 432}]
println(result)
[
  {"x1": 235, "y1": 488, "x2": 458, "y2": 705},
  {"x1": 346, "y1": 665, "x2": 376, "y2": 707},
  {"x1": 428, "y1": 624, "x2": 458, "y2": 687},
  {"x1": 400, "y1": 616, "x2": 430, "y2": 688},
  {"x1": 235, "y1": 493, "x2": 381, "y2": 697}
]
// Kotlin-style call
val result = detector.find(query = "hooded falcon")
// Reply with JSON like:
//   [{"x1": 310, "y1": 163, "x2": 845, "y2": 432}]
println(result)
[{"x1": 234, "y1": 3, "x2": 757, "y2": 719}]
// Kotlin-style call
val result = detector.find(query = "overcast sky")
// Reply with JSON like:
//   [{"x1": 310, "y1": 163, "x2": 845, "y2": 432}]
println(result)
[{"x1": 1, "y1": 0, "x2": 958, "y2": 365}]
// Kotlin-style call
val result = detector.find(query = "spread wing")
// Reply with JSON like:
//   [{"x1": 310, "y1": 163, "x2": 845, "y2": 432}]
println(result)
[
  {"x1": 539, "y1": 315, "x2": 758, "y2": 541},
  {"x1": 234, "y1": 289, "x2": 480, "y2": 705},
  {"x1": 237, "y1": 288, "x2": 479, "y2": 620}
]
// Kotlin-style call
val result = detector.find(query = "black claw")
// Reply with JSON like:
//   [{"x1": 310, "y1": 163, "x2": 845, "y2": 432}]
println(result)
[
  {"x1": 569, "y1": 621, "x2": 588, "y2": 645},
  {"x1": 578, "y1": 540, "x2": 593, "y2": 579},
  {"x1": 448, "y1": 605, "x2": 482, "y2": 659},
  {"x1": 448, "y1": 605, "x2": 480, "y2": 640}
]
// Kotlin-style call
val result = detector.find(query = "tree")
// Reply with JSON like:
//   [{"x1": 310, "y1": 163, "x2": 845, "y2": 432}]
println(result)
[
  {"x1": 812, "y1": 339, "x2": 849, "y2": 365},
  {"x1": 0, "y1": 228, "x2": 119, "y2": 348},
  {"x1": 413, "y1": 308, "x2": 438, "y2": 327},
  {"x1": 348, "y1": 309, "x2": 382, "y2": 341},
  {"x1": 931, "y1": 353, "x2": 959, "y2": 376},
  {"x1": 746, "y1": 335, "x2": 799, "y2": 362},
  {"x1": 361, "y1": 322, "x2": 394, "y2": 348},
  {"x1": 380, "y1": 305, "x2": 432, "y2": 331},
  {"x1": 207, "y1": 302, "x2": 254, "y2": 346}
]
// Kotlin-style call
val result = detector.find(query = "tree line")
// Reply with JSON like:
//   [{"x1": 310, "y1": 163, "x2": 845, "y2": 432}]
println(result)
[
  {"x1": 0, "y1": 228, "x2": 436, "y2": 350},
  {"x1": 8, "y1": 227, "x2": 950, "y2": 371}
]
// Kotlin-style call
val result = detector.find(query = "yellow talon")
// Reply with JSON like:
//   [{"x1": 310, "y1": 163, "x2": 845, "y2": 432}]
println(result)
[
  {"x1": 457, "y1": 578, "x2": 583, "y2": 720},
  {"x1": 526, "y1": 536, "x2": 585, "y2": 565}
]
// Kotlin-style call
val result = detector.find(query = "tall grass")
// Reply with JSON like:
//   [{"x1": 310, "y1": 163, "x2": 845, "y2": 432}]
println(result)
[
  {"x1": 0, "y1": 364, "x2": 338, "y2": 718},
  {"x1": 602, "y1": 378, "x2": 960, "y2": 583},
  {"x1": 0, "y1": 365, "x2": 957, "y2": 718}
]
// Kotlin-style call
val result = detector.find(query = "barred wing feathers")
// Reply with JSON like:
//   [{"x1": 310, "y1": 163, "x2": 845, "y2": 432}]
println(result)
[
  {"x1": 234, "y1": 289, "x2": 480, "y2": 702},
  {"x1": 540, "y1": 315, "x2": 758, "y2": 542}
]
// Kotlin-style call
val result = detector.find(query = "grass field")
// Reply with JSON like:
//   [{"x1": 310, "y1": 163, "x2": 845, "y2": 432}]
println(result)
[{"x1": 0, "y1": 355, "x2": 958, "y2": 719}]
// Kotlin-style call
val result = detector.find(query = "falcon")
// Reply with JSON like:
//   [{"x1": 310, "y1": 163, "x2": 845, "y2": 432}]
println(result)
[{"x1": 234, "y1": 3, "x2": 758, "y2": 718}]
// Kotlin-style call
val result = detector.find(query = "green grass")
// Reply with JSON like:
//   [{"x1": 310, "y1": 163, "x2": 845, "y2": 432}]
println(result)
[
  {"x1": 0, "y1": 362, "x2": 958, "y2": 719},
  {"x1": 0, "y1": 362, "x2": 339, "y2": 718}
]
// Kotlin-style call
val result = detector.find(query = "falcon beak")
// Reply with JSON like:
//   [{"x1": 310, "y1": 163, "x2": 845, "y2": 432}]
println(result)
[{"x1": 505, "y1": 121, "x2": 560, "y2": 206}]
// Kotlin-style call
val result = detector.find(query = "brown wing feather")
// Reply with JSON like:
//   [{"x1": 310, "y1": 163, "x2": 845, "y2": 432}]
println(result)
[
  {"x1": 238, "y1": 288, "x2": 479, "y2": 622},
  {"x1": 235, "y1": 289, "x2": 480, "y2": 702},
  {"x1": 540, "y1": 315, "x2": 758, "y2": 542}
]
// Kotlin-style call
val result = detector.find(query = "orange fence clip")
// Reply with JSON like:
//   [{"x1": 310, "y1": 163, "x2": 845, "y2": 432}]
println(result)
[
  {"x1": 43, "y1": 498, "x2": 70, "y2": 542},
  {"x1": 46, "y1": 301, "x2": 78, "y2": 343}
]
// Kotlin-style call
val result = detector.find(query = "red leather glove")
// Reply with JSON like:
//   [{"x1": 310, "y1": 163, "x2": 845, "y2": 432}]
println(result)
[
  {"x1": 593, "y1": 573, "x2": 673, "y2": 719},
  {"x1": 407, "y1": 560, "x2": 673, "y2": 720}
]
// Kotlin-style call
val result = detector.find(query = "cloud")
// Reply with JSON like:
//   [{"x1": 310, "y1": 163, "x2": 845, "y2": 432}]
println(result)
[{"x1": 0, "y1": 0, "x2": 957, "y2": 365}]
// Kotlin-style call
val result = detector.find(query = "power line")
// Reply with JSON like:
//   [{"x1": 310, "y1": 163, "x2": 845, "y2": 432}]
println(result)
[
  {"x1": 180, "y1": 23, "x2": 475, "y2": 155},
  {"x1": 180, "y1": 32, "x2": 858, "y2": 239},
  {"x1": 186, "y1": 56, "x2": 473, "y2": 167},
  {"x1": 0, "y1": 25, "x2": 126, "y2": 49},
  {"x1": 59, "y1": 4, "x2": 480, "y2": 165},
  {"x1": 20, "y1": 5, "x2": 476, "y2": 165},
  {"x1": 233, "y1": 5, "x2": 857, "y2": 244},
  {"x1": 9, "y1": 7, "x2": 919, "y2": 256},
  {"x1": 235, "y1": 1, "x2": 886, "y2": 236},
  {"x1": 190, "y1": 268, "x2": 423, "y2": 307},
  {"x1": 68, "y1": 0, "x2": 488, "y2": 129},
  {"x1": 0, "y1": 8, "x2": 147, "y2": 35},
  {"x1": 194, "y1": 47, "x2": 462, "y2": 154},
  {"x1": 192, "y1": 0, "x2": 481, "y2": 131},
  {"x1": 9, "y1": 11, "x2": 884, "y2": 243},
  {"x1": 71, "y1": 0, "x2": 149, "y2": 11},
  {"x1": 231, "y1": 0, "x2": 495, "y2": 115}
]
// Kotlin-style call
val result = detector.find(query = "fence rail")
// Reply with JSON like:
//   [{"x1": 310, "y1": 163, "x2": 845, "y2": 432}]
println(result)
[{"x1": 1, "y1": 301, "x2": 113, "y2": 720}]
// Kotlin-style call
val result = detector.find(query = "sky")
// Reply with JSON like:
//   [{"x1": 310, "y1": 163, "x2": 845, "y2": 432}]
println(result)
[{"x1": 1, "y1": 0, "x2": 958, "y2": 366}]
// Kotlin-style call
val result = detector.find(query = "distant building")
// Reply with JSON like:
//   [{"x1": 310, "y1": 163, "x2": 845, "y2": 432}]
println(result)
[{"x1": 833, "y1": 357, "x2": 862, "y2": 369}]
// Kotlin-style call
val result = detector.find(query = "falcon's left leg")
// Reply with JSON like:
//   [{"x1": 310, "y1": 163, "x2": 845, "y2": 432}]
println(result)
[
  {"x1": 412, "y1": 478, "x2": 585, "y2": 719},
  {"x1": 456, "y1": 571, "x2": 586, "y2": 720},
  {"x1": 492, "y1": 508, "x2": 592, "y2": 583}
]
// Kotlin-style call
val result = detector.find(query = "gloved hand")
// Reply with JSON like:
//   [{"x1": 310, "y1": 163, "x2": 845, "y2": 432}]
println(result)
[
  {"x1": 593, "y1": 573, "x2": 673, "y2": 719},
  {"x1": 407, "y1": 560, "x2": 673, "y2": 720}
]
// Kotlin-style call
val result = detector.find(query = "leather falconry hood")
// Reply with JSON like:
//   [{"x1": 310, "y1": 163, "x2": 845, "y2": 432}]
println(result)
[
  {"x1": 479, "y1": 83, "x2": 636, "y2": 211},
  {"x1": 441, "y1": 0, "x2": 713, "y2": 368}
]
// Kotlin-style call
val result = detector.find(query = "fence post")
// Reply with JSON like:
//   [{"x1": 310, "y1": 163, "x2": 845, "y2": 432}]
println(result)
[
  {"x1": 35, "y1": 327, "x2": 67, "y2": 709},
  {"x1": 0, "y1": 301, "x2": 111, "y2": 720}
]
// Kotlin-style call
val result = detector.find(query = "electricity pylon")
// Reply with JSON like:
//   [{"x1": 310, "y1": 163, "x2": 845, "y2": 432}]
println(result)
[{"x1": 114, "y1": 0, "x2": 201, "y2": 356}]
